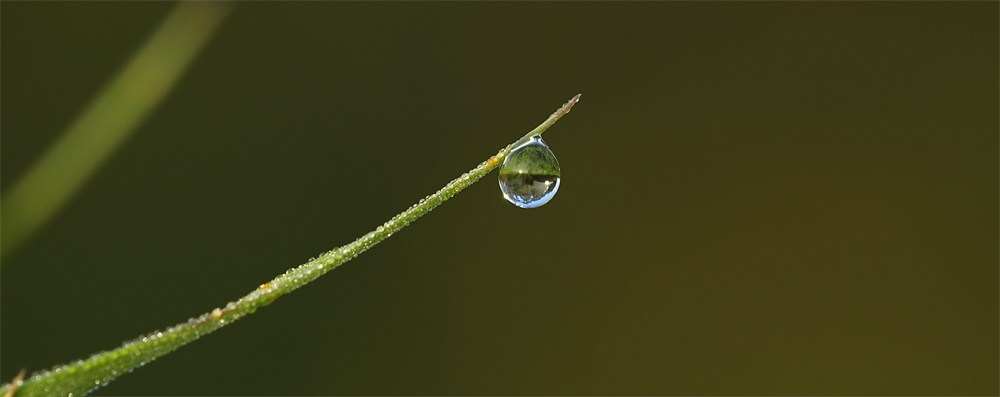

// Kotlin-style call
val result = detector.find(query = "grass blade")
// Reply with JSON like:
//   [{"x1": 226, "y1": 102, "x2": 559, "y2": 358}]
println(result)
[
  {"x1": 0, "y1": 1, "x2": 232, "y2": 260},
  {"x1": 0, "y1": 94, "x2": 580, "y2": 397}
]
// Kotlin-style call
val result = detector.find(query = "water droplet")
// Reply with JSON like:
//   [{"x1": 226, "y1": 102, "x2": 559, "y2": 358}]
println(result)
[{"x1": 499, "y1": 136, "x2": 561, "y2": 208}]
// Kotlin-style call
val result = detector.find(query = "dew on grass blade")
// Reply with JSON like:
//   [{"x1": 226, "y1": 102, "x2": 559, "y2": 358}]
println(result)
[{"x1": 499, "y1": 135, "x2": 561, "y2": 208}]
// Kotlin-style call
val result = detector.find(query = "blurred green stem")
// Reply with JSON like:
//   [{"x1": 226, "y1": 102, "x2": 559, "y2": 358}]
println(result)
[
  {"x1": 0, "y1": 94, "x2": 580, "y2": 397},
  {"x1": 0, "y1": 1, "x2": 232, "y2": 260}
]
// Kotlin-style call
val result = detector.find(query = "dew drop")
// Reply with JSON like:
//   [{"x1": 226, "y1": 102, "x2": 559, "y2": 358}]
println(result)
[{"x1": 499, "y1": 136, "x2": 561, "y2": 208}]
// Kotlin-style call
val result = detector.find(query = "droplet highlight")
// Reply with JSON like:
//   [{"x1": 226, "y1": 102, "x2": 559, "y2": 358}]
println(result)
[{"x1": 499, "y1": 136, "x2": 561, "y2": 208}]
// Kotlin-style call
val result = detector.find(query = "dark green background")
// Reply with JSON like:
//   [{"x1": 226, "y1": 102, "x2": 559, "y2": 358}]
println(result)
[{"x1": 2, "y1": 2, "x2": 997, "y2": 395}]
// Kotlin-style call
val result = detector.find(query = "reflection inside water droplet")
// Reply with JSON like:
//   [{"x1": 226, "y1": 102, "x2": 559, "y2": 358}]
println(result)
[{"x1": 499, "y1": 136, "x2": 561, "y2": 208}]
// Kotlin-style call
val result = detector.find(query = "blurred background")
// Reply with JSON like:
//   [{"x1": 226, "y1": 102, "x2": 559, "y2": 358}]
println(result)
[{"x1": 2, "y1": 2, "x2": 996, "y2": 395}]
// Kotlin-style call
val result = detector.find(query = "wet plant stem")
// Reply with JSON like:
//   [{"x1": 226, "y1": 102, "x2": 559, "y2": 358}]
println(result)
[{"x1": 0, "y1": 94, "x2": 581, "y2": 397}]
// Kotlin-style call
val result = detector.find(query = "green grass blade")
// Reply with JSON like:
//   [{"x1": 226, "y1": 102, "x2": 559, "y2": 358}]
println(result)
[
  {"x1": 0, "y1": 1, "x2": 232, "y2": 260},
  {"x1": 0, "y1": 94, "x2": 580, "y2": 397}
]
